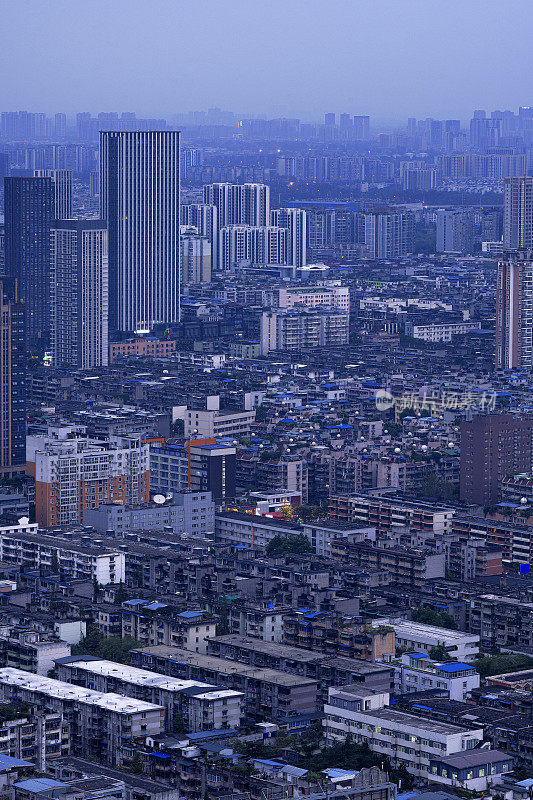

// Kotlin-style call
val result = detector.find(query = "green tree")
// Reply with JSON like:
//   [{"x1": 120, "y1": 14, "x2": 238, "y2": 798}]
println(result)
[
  {"x1": 72, "y1": 628, "x2": 141, "y2": 664},
  {"x1": 114, "y1": 582, "x2": 129, "y2": 605},
  {"x1": 172, "y1": 709, "x2": 187, "y2": 734},
  {"x1": 412, "y1": 606, "x2": 457, "y2": 630},
  {"x1": 266, "y1": 534, "x2": 313, "y2": 557},
  {"x1": 130, "y1": 752, "x2": 144, "y2": 775},
  {"x1": 474, "y1": 653, "x2": 533, "y2": 678},
  {"x1": 216, "y1": 598, "x2": 230, "y2": 636},
  {"x1": 429, "y1": 645, "x2": 450, "y2": 661}
]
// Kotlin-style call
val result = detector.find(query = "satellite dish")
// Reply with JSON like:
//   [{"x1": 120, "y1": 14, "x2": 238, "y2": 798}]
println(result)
[
  {"x1": 18, "y1": 516, "x2": 29, "y2": 525},
  {"x1": 165, "y1": 492, "x2": 173, "y2": 500},
  {"x1": 153, "y1": 494, "x2": 166, "y2": 505}
]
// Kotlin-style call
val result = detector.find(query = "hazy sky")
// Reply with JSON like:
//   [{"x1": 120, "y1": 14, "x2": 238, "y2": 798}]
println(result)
[{"x1": 2, "y1": 0, "x2": 533, "y2": 124}]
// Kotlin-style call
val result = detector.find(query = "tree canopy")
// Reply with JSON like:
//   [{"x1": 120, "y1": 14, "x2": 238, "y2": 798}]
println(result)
[{"x1": 265, "y1": 534, "x2": 313, "y2": 557}]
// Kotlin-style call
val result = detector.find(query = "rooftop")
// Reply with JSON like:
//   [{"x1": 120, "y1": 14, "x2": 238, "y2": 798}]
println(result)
[
  {"x1": 0, "y1": 668, "x2": 163, "y2": 714},
  {"x1": 132, "y1": 647, "x2": 318, "y2": 687},
  {"x1": 381, "y1": 620, "x2": 479, "y2": 643},
  {"x1": 209, "y1": 635, "x2": 392, "y2": 673},
  {"x1": 55, "y1": 658, "x2": 242, "y2": 700},
  {"x1": 433, "y1": 750, "x2": 511, "y2": 768}
]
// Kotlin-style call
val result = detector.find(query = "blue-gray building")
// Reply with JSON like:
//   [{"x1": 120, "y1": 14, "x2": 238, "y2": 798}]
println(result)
[{"x1": 84, "y1": 491, "x2": 215, "y2": 537}]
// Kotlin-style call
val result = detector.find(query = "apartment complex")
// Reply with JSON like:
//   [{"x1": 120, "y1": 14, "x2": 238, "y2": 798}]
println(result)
[
  {"x1": 328, "y1": 493, "x2": 454, "y2": 534},
  {"x1": 373, "y1": 620, "x2": 479, "y2": 661},
  {"x1": 330, "y1": 538, "x2": 445, "y2": 588},
  {"x1": 109, "y1": 338, "x2": 177, "y2": 363},
  {"x1": 395, "y1": 653, "x2": 480, "y2": 701},
  {"x1": 84, "y1": 491, "x2": 215, "y2": 537},
  {"x1": 150, "y1": 439, "x2": 236, "y2": 502},
  {"x1": 130, "y1": 646, "x2": 318, "y2": 725},
  {"x1": 0, "y1": 521, "x2": 125, "y2": 585},
  {"x1": 260, "y1": 308, "x2": 349, "y2": 355},
  {"x1": 324, "y1": 685, "x2": 484, "y2": 780},
  {"x1": 26, "y1": 426, "x2": 150, "y2": 526},
  {"x1": 54, "y1": 657, "x2": 242, "y2": 733},
  {"x1": 184, "y1": 408, "x2": 255, "y2": 438},
  {"x1": 282, "y1": 610, "x2": 395, "y2": 662},
  {"x1": 404, "y1": 320, "x2": 481, "y2": 342},
  {"x1": 208, "y1": 635, "x2": 394, "y2": 699},
  {"x1": 0, "y1": 668, "x2": 164, "y2": 766},
  {"x1": 460, "y1": 413, "x2": 533, "y2": 504},
  {"x1": 265, "y1": 285, "x2": 350, "y2": 312}
]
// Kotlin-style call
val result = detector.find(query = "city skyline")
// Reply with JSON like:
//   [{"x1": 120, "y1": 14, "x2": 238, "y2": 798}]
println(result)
[{"x1": 2, "y1": 0, "x2": 533, "y2": 123}]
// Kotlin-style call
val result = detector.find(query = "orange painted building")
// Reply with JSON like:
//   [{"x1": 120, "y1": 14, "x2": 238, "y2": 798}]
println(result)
[
  {"x1": 27, "y1": 429, "x2": 150, "y2": 527},
  {"x1": 109, "y1": 338, "x2": 176, "y2": 363}
]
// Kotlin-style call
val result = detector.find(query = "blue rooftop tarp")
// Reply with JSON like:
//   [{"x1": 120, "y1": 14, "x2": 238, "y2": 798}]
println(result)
[{"x1": 435, "y1": 662, "x2": 472, "y2": 673}]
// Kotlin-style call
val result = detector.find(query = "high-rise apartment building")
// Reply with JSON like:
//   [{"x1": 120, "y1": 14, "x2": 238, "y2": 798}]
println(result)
[
  {"x1": 99, "y1": 130, "x2": 180, "y2": 332},
  {"x1": 460, "y1": 414, "x2": 533, "y2": 505},
  {"x1": 436, "y1": 209, "x2": 474, "y2": 253},
  {"x1": 0, "y1": 112, "x2": 46, "y2": 141},
  {"x1": 496, "y1": 250, "x2": 533, "y2": 369},
  {"x1": 353, "y1": 115, "x2": 370, "y2": 140},
  {"x1": 361, "y1": 210, "x2": 414, "y2": 258},
  {"x1": 0, "y1": 279, "x2": 25, "y2": 477},
  {"x1": 54, "y1": 113, "x2": 66, "y2": 139},
  {"x1": 50, "y1": 220, "x2": 108, "y2": 369},
  {"x1": 503, "y1": 177, "x2": 533, "y2": 249},
  {"x1": 181, "y1": 203, "x2": 218, "y2": 269},
  {"x1": 180, "y1": 227, "x2": 211, "y2": 284},
  {"x1": 4, "y1": 176, "x2": 54, "y2": 342},
  {"x1": 219, "y1": 225, "x2": 287, "y2": 271},
  {"x1": 33, "y1": 169, "x2": 72, "y2": 219},
  {"x1": 150, "y1": 439, "x2": 237, "y2": 502},
  {"x1": 270, "y1": 208, "x2": 307, "y2": 267},
  {"x1": 203, "y1": 183, "x2": 270, "y2": 269},
  {"x1": 260, "y1": 308, "x2": 349, "y2": 355},
  {"x1": 203, "y1": 183, "x2": 270, "y2": 228},
  {"x1": 26, "y1": 426, "x2": 150, "y2": 526}
]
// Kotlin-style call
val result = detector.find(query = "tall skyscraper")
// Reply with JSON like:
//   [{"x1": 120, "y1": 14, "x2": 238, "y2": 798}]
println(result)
[
  {"x1": 33, "y1": 169, "x2": 73, "y2": 219},
  {"x1": 0, "y1": 278, "x2": 25, "y2": 477},
  {"x1": 270, "y1": 208, "x2": 307, "y2": 267},
  {"x1": 496, "y1": 250, "x2": 533, "y2": 370},
  {"x1": 99, "y1": 130, "x2": 180, "y2": 332},
  {"x1": 4, "y1": 176, "x2": 54, "y2": 342},
  {"x1": 503, "y1": 177, "x2": 533, "y2": 249},
  {"x1": 50, "y1": 220, "x2": 108, "y2": 369}
]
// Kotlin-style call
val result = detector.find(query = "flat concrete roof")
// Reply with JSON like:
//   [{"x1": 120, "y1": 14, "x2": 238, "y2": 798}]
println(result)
[
  {"x1": 209, "y1": 635, "x2": 392, "y2": 673},
  {"x1": 0, "y1": 667, "x2": 163, "y2": 714},
  {"x1": 379, "y1": 621, "x2": 479, "y2": 643},
  {"x1": 58, "y1": 658, "x2": 242, "y2": 700},
  {"x1": 132, "y1": 646, "x2": 318, "y2": 687}
]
